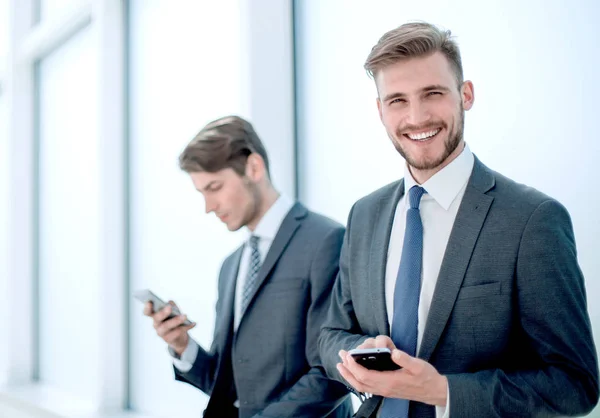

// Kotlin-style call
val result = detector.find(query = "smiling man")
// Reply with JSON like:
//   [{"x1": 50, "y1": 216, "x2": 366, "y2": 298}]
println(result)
[
  {"x1": 318, "y1": 22, "x2": 599, "y2": 417},
  {"x1": 143, "y1": 115, "x2": 353, "y2": 418}
]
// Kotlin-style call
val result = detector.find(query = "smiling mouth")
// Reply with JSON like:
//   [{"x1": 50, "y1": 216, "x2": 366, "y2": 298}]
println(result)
[{"x1": 404, "y1": 128, "x2": 441, "y2": 142}]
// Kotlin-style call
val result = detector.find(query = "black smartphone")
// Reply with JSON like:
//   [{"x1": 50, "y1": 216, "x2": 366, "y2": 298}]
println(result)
[{"x1": 348, "y1": 348, "x2": 401, "y2": 371}]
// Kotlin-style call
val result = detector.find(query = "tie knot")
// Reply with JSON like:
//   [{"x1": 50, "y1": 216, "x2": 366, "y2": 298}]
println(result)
[
  {"x1": 408, "y1": 186, "x2": 426, "y2": 209},
  {"x1": 249, "y1": 235, "x2": 260, "y2": 249}
]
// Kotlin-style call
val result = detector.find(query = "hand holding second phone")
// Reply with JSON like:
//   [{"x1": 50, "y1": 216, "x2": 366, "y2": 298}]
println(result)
[
  {"x1": 337, "y1": 335, "x2": 448, "y2": 407},
  {"x1": 143, "y1": 301, "x2": 196, "y2": 356}
]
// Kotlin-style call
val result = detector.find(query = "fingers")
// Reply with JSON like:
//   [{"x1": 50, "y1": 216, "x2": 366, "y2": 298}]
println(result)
[
  {"x1": 392, "y1": 349, "x2": 421, "y2": 373},
  {"x1": 163, "y1": 322, "x2": 195, "y2": 346},
  {"x1": 375, "y1": 335, "x2": 395, "y2": 349},
  {"x1": 344, "y1": 352, "x2": 371, "y2": 381},
  {"x1": 339, "y1": 349, "x2": 370, "y2": 381},
  {"x1": 337, "y1": 362, "x2": 366, "y2": 392},
  {"x1": 338, "y1": 350, "x2": 352, "y2": 369},
  {"x1": 357, "y1": 335, "x2": 395, "y2": 349},
  {"x1": 336, "y1": 356, "x2": 380, "y2": 394},
  {"x1": 143, "y1": 301, "x2": 154, "y2": 316},
  {"x1": 357, "y1": 338, "x2": 376, "y2": 349},
  {"x1": 155, "y1": 314, "x2": 189, "y2": 338},
  {"x1": 152, "y1": 305, "x2": 175, "y2": 327}
]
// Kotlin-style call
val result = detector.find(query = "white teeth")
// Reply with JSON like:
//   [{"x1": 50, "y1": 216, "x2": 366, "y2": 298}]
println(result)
[{"x1": 407, "y1": 129, "x2": 440, "y2": 141}]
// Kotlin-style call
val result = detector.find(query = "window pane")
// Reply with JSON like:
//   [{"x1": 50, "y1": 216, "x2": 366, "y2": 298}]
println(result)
[
  {"x1": 128, "y1": 1, "x2": 245, "y2": 416},
  {"x1": 38, "y1": 0, "x2": 85, "y2": 23},
  {"x1": 38, "y1": 24, "x2": 99, "y2": 401},
  {"x1": 0, "y1": 0, "x2": 7, "y2": 72},
  {"x1": 0, "y1": 95, "x2": 7, "y2": 384},
  {"x1": 0, "y1": 0, "x2": 9, "y2": 381}
]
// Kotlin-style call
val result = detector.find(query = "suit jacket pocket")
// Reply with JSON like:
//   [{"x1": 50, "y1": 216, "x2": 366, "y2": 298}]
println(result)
[
  {"x1": 261, "y1": 278, "x2": 306, "y2": 294},
  {"x1": 456, "y1": 281, "x2": 501, "y2": 300}
]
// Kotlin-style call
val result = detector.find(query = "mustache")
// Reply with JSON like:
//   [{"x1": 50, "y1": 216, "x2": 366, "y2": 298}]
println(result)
[{"x1": 395, "y1": 122, "x2": 446, "y2": 136}]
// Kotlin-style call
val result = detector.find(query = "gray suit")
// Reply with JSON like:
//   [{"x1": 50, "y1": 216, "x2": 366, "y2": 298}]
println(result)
[
  {"x1": 175, "y1": 202, "x2": 353, "y2": 418},
  {"x1": 319, "y1": 157, "x2": 599, "y2": 417}
]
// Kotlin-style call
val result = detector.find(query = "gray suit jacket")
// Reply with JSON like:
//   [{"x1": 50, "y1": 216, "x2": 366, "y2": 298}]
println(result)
[
  {"x1": 175, "y1": 202, "x2": 353, "y2": 418},
  {"x1": 319, "y1": 157, "x2": 599, "y2": 417}
]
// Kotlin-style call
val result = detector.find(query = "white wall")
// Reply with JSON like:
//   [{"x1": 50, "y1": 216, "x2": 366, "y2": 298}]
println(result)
[
  {"x1": 37, "y1": 23, "x2": 101, "y2": 401},
  {"x1": 0, "y1": 96, "x2": 7, "y2": 388},
  {"x1": 0, "y1": 99, "x2": 7, "y2": 390},
  {"x1": 296, "y1": 1, "x2": 600, "y2": 416},
  {"x1": 0, "y1": 0, "x2": 6, "y2": 70},
  {"x1": 0, "y1": 0, "x2": 9, "y2": 389},
  {"x1": 128, "y1": 1, "x2": 246, "y2": 416}
]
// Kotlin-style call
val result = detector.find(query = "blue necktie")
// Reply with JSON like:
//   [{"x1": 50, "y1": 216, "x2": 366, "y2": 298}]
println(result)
[
  {"x1": 241, "y1": 235, "x2": 261, "y2": 315},
  {"x1": 380, "y1": 185, "x2": 426, "y2": 418}
]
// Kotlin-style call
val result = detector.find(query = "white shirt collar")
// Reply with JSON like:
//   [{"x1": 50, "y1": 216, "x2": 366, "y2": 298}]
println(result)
[
  {"x1": 247, "y1": 194, "x2": 295, "y2": 242},
  {"x1": 404, "y1": 143, "x2": 475, "y2": 211}
]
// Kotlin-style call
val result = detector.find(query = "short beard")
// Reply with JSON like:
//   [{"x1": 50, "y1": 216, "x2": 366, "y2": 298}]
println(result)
[
  {"x1": 239, "y1": 177, "x2": 262, "y2": 229},
  {"x1": 392, "y1": 104, "x2": 465, "y2": 170}
]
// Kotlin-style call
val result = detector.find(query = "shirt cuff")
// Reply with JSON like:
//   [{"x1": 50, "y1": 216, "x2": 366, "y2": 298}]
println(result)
[
  {"x1": 168, "y1": 338, "x2": 199, "y2": 373},
  {"x1": 435, "y1": 384, "x2": 450, "y2": 418}
]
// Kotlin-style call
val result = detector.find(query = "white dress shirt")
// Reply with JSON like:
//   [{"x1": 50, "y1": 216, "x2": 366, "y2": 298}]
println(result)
[
  {"x1": 171, "y1": 194, "x2": 295, "y2": 372},
  {"x1": 381, "y1": 144, "x2": 474, "y2": 417}
]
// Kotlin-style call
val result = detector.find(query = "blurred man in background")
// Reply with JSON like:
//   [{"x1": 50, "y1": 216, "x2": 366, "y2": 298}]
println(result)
[{"x1": 144, "y1": 115, "x2": 352, "y2": 418}]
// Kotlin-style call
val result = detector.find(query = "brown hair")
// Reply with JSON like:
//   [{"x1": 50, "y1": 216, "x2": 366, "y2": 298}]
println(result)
[
  {"x1": 179, "y1": 115, "x2": 270, "y2": 177},
  {"x1": 364, "y1": 22, "x2": 464, "y2": 87}
]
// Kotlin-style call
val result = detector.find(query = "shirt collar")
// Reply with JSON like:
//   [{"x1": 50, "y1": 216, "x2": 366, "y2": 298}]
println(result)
[
  {"x1": 404, "y1": 143, "x2": 475, "y2": 211},
  {"x1": 247, "y1": 194, "x2": 295, "y2": 242}
]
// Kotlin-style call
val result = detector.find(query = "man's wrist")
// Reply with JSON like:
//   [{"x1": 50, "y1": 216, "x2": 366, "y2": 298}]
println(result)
[
  {"x1": 432, "y1": 374, "x2": 448, "y2": 406},
  {"x1": 172, "y1": 337, "x2": 189, "y2": 358},
  {"x1": 171, "y1": 346, "x2": 183, "y2": 359}
]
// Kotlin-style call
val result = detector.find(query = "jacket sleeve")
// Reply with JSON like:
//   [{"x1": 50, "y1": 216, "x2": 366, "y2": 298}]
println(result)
[
  {"x1": 173, "y1": 260, "x2": 232, "y2": 394},
  {"x1": 318, "y1": 204, "x2": 370, "y2": 393},
  {"x1": 254, "y1": 226, "x2": 353, "y2": 418}
]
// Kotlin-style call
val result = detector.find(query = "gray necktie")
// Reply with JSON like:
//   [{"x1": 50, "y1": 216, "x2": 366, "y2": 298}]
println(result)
[{"x1": 241, "y1": 235, "x2": 261, "y2": 315}]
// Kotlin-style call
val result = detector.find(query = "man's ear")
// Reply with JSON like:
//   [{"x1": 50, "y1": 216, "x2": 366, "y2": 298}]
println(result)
[
  {"x1": 245, "y1": 153, "x2": 266, "y2": 181},
  {"x1": 461, "y1": 80, "x2": 475, "y2": 111}
]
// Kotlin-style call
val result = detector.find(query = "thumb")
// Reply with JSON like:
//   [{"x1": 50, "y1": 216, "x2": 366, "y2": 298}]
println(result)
[{"x1": 391, "y1": 349, "x2": 415, "y2": 370}]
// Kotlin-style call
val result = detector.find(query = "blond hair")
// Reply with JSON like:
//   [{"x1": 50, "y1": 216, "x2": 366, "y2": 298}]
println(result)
[{"x1": 364, "y1": 22, "x2": 464, "y2": 87}]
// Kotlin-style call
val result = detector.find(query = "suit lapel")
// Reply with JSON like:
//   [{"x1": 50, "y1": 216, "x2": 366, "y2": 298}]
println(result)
[
  {"x1": 369, "y1": 180, "x2": 405, "y2": 336},
  {"x1": 220, "y1": 247, "x2": 243, "y2": 345},
  {"x1": 208, "y1": 250, "x2": 242, "y2": 416},
  {"x1": 419, "y1": 157, "x2": 496, "y2": 361},
  {"x1": 241, "y1": 202, "x2": 305, "y2": 317}
]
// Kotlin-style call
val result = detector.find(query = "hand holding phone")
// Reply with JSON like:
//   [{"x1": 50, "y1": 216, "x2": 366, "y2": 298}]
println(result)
[
  {"x1": 135, "y1": 289, "x2": 195, "y2": 356},
  {"x1": 348, "y1": 347, "x2": 401, "y2": 371},
  {"x1": 133, "y1": 289, "x2": 193, "y2": 326}
]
